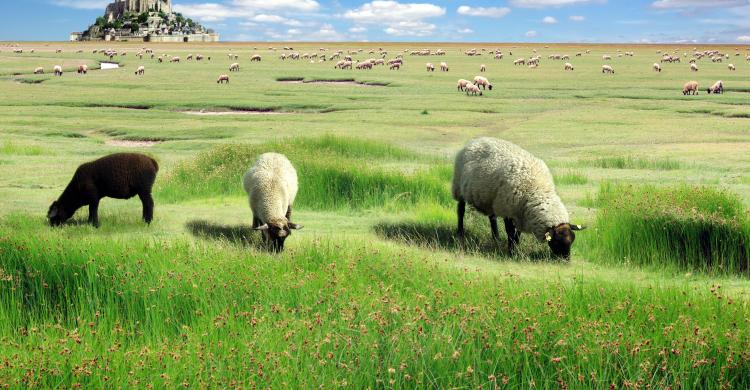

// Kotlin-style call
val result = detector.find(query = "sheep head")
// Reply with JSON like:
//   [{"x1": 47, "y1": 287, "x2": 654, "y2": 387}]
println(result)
[
  {"x1": 545, "y1": 223, "x2": 585, "y2": 259},
  {"x1": 47, "y1": 201, "x2": 71, "y2": 226},
  {"x1": 255, "y1": 219, "x2": 303, "y2": 252}
]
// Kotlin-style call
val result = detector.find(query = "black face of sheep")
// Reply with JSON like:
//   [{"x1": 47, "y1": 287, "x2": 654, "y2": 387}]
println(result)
[
  {"x1": 546, "y1": 223, "x2": 585, "y2": 259},
  {"x1": 255, "y1": 222, "x2": 303, "y2": 252},
  {"x1": 47, "y1": 201, "x2": 72, "y2": 226}
]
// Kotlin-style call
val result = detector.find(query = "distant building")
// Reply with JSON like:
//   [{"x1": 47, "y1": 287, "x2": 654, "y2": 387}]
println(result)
[{"x1": 71, "y1": 0, "x2": 218, "y2": 42}]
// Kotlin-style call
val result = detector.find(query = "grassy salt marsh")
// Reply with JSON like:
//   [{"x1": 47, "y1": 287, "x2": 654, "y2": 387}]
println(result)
[{"x1": 1, "y1": 41, "x2": 750, "y2": 388}]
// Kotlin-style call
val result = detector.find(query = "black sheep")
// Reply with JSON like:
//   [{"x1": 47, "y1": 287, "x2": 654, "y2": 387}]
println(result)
[{"x1": 47, "y1": 153, "x2": 159, "y2": 227}]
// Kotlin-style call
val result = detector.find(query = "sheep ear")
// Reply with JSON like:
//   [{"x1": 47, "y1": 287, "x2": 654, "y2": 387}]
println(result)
[
  {"x1": 545, "y1": 232, "x2": 552, "y2": 242},
  {"x1": 288, "y1": 223, "x2": 303, "y2": 230},
  {"x1": 571, "y1": 224, "x2": 586, "y2": 231},
  {"x1": 254, "y1": 224, "x2": 269, "y2": 231}
]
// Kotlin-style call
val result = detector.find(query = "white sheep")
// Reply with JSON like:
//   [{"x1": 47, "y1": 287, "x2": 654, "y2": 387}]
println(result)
[
  {"x1": 514, "y1": 58, "x2": 525, "y2": 66},
  {"x1": 653, "y1": 63, "x2": 661, "y2": 72},
  {"x1": 683, "y1": 80, "x2": 698, "y2": 95},
  {"x1": 440, "y1": 62, "x2": 449, "y2": 72},
  {"x1": 217, "y1": 74, "x2": 229, "y2": 84},
  {"x1": 229, "y1": 63, "x2": 240, "y2": 72},
  {"x1": 473, "y1": 76, "x2": 492, "y2": 90},
  {"x1": 250, "y1": 54, "x2": 262, "y2": 62},
  {"x1": 426, "y1": 63, "x2": 435, "y2": 72},
  {"x1": 728, "y1": 64, "x2": 736, "y2": 71},
  {"x1": 77, "y1": 64, "x2": 88, "y2": 74},
  {"x1": 456, "y1": 79, "x2": 470, "y2": 91},
  {"x1": 602, "y1": 55, "x2": 612, "y2": 60},
  {"x1": 690, "y1": 63, "x2": 698, "y2": 72},
  {"x1": 243, "y1": 153, "x2": 302, "y2": 252},
  {"x1": 707, "y1": 80, "x2": 723, "y2": 94},
  {"x1": 452, "y1": 137, "x2": 584, "y2": 258},
  {"x1": 480, "y1": 64, "x2": 486, "y2": 72},
  {"x1": 135, "y1": 66, "x2": 145, "y2": 76},
  {"x1": 564, "y1": 62, "x2": 574, "y2": 71},
  {"x1": 602, "y1": 65, "x2": 614, "y2": 74},
  {"x1": 34, "y1": 67, "x2": 44, "y2": 74},
  {"x1": 465, "y1": 83, "x2": 482, "y2": 96},
  {"x1": 53, "y1": 65, "x2": 63, "y2": 76}
]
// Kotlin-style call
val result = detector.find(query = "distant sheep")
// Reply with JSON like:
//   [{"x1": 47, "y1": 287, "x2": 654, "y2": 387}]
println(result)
[
  {"x1": 77, "y1": 65, "x2": 88, "y2": 74},
  {"x1": 250, "y1": 54, "x2": 262, "y2": 62},
  {"x1": 217, "y1": 74, "x2": 230, "y2": 84},
  {"x1": 389, "y1": 63, "x2": 401, "y2": 70},
  {"x1": 440, "y1": 62, "x2": 449, "y2": 72},
  {"x1": 229, "y1": 63, "x2": 240, "y2": 72},
  {"x1": 452, "y1": 137, "x2": 584, "y2": 258},
  {"x1": 653, "y1": 63, "x2": 661, "y2": 72},
  {"x1": 47, "y1": 153, "x2": 158, "y2": 228},
  {"x1": 170, "y1": 56, "x2": 180, "y2": 63},
  {"x1": 707, "y1": 80, "x2": 723, "y2": 94},
  {"x1": 465, "y1": 83, "x2": 482, "y2": 96},
  {"x1": 53, "y1": 65, "x2": 63, "y2": 76},
  {"x1": 473, "y1": 76, "x2": 492, "y2": 90},
  {"x1": 426, "y1": 63, "x2": 435, "y2": 72},
  {"x1": 690, "y1": 63, "x2": 699, "y2": 72},
  {"x1": 34, "y1": 67, "x2": 44, "y2": 74},
  {"x1": 602, "y1": 55, "x2": 612, "y2": 60},
  {"x1": 728, "y1": 64, "x2": 736, "y2": 71},
  {"x1": 564, "y1": 62, "x2": 574, "y2": 71},
  {"x1": 480, "y1": 64, "x2": 486, "y2": 72},
  {"x1": 683, "y1": 80, "x2": 699, "y2": 95},
  {"x1": 135, "y1": 66, "x2": 145, "y2": 76},
  {"x1": 602, "y1": 65, "x2": 614, "y2": 74},
  {"x1": 457, "y1": 79, "x2": 470, "y2": 91},
  {"x1": 243, "y1": 153, "x2": 302, "y2": 252},
  {"x1": 514, "y1": 58, "x2": 525, "y2": 66}
]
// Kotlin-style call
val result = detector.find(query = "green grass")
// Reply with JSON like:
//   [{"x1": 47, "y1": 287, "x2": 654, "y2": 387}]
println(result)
[
  {"x1": 0, "y1": 140, "x2": 46, "y2": 155},
  {"x1": 554, "y1": 170, "x2": 589, "y2": 185},
  {"x1": 590, "y1": 183, "x2": 750, "y2": 275},
  {"x1": 157, "y1": 135, "x2": 453, "y2": 211},
  {"x1": 580, "y1": 156, "x2": 683, "y2": 170}
]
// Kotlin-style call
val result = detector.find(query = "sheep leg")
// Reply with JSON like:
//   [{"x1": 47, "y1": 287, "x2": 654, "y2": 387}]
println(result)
[
  {"x1": 285, "y1": 205, "x2": 293, "y2": 222},
  {"x1": 456, "y1": 200, "x2": 466, "y2": 238},
  {"x1": 88, "y1": 199, "x2": 100, "y2": 228},
  {"x1": 489, "y1": 215, "x2": 500, "y2": 241},
  {"x1": 252, "y1": 215, "x2": 261, "y2": 229},
  {"x1": 504, "y1": 218, "x2": 520, "y2": 256},
  {"x1": 139, "y1": 191, "x2": 154, "y2": 224}
]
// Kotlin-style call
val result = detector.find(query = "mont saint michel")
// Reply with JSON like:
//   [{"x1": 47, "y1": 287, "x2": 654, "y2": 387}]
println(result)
[{"x1": 70, "y1": 0, "x2": 218, "y2": 42}]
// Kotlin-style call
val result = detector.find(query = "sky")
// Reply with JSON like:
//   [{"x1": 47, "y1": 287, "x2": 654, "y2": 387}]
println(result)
[{"x1": 1, "y1": 0, "x2": 749, "y2": 43}]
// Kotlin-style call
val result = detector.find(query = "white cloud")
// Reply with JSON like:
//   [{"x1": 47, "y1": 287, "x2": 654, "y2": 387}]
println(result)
[
  {"x1": 174, "y1": 3, "x2": 248, "y2": 22},
  {"x1": 569, "y1": 15, "x2": 585, "y2": 21},
  {"x1": 457, "y1": 28, "x2": 474, "y2": 34},
  {"x1": 456, "y1": 5, "x2": 511, "y2": 18},
  {"x1": 50, "y1": 0, "x2": 110, "y2": 9},
  {"x1": 510, "y1": 0, "x2": 605, "y2": 8},
  {"x1": 231, "y1": 0, "x2": 320, "y2": 12},
  {"x1": 738, "y1": 35, "x2": 750, "y2": 42},
  {"x1": 344, "y1": 1, "x2": 445, "y2": 37},
  {"x1": 349, "y1": 26, "x2": 367, "y2": 33},
  {"x1": 542, "y1": 16, "x2": 558, "y2": 24},
  {"x1": 651, "y1": 0, "x2": 746, "y2": 9},
  {"x1": 525, "y1": 30, "x2": 538, "y2": 37}
]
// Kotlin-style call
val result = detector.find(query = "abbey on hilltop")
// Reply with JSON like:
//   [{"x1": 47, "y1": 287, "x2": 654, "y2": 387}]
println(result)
[{"x1": 70, "y1": 0, "x2": 218, "y2": 42}]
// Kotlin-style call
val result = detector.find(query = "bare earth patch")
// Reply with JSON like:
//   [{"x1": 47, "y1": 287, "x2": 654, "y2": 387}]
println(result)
[{"x1": 105, "y1": 140, "x2": 162, "y2": 147}]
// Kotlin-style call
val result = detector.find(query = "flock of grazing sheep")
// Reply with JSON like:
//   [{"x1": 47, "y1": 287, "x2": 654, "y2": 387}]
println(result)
[{"x1": 15, "y1": 44, "x2": 744, "y2": 96}]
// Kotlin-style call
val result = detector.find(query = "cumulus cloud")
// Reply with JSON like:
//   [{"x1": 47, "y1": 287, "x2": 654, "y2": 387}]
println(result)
[
  {"x1": 173, "y1": 3, "x2": 250, "y2": 22},
  {"x1": 50, "y1": 0, "x2": 111, "y2": 9},
  {"x1": 651, "y1": 0, "x2": 746, "y2": 9},
  {"x1": 231, "y1": 0, "x2": 320, "y2": 12},
  {"x1": 343, "y1": 1, "x2": 445, "y2": 36},
  {"x1": 542, "y1": 16, "x2": 558, "y2": 24},
  {"x1": 738, "y1": 35, "x2": 750, "y2": 42},
  {"x1": 525, "y1": 30, "x2": 538, "y2": 37},
  {"x1": 569, "y1": 15, "x2": 585, "y2": 21},
  {"x1": 349, "y1": 26, "x2": 367, "y2": 33},
  {"x1": 510, "y1": 0, "x2": 605, "y2": 8},
  {"x1": 457, "y1": 28, "x2": 474, "y2": 34},
  {"x1": 456, "y1": 5, "x2": 511, "y2": 18}
]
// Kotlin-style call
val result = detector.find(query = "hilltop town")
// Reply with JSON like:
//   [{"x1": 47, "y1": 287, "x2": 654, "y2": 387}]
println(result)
[{"x1": 70, "y1": 0, "x2": 218, "y2": 42}]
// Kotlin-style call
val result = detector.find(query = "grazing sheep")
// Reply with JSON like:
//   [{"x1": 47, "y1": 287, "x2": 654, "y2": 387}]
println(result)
[
  {"x1": 243, "y1": 153, "x2": 302, "y2": 252},
  {"x1": 250, "y1": 54, "x2": 262, "y2": 62},
  {"x1": 564, "y1": 62, "x2": 574, "y2": 71},
  {"x1": 683, "y1": 80, "x2": 699, "y2": 95},
  {"x1": 34, "y1": 67, "x2": 44, "y2": 74},
  {"x1": 707, "y1": 80, "x2": 723, "y2": 94},
  {"x1": 53, "y1": 65, "x2": 63, "y2": 76},
  {"x1": 465, "y1": 83, "x2": 482, "y2": 96},
  {"x1": 389, "y1": 63, "x2": 401, "y2": 70},
  {"x1": 653, "y1": 63, "x2": 662, "y2": 72},
  {"x1": 480, "y1": 64, "x2": 486, "y2": 72},
  {"x1": 135, "y1": 66, "x2": 145, "y2": 76},
  {"x1": 77, "y1": 64, "x2": 88, "y2": 74},
  {"x1": 457, "y1": 79, "x2": 470, "y2": 91},
  {"x1": 170, "y1": 56, "x2": 181, "y2": 63},
  {"x1": 229, "y1": 63, "x2": 240, "y2": 72},
  {"x1": 602, "y1": 65, "x2": 614, "y2": 74},
  {"x1": 728, "y1": 64, "x2": 736, "y2": 71},
  {"x1": 473, "y1": 76, "x2": 492, "y2": 90},
  {"x1": 690, "y1": 63, "x2": 699, "y2": 72},
  {"x1": 514, "y1": 58, "x2": 525, "y2": 66},
  {"x1": 440, "y1": 62, "x2": 449, "y2": 72},
  {"x1": 602, "y1": 55, "x2": 612, "y2": 60},
  {"x1": 47, "y1": 153, "x2": 158, "y2": 228},
  {"x1": 426, "y1": 63, "x2": 435, "y2": 72},
  {"x1": 158, "y1": 57, "x2": 163, "y2": 63},
  {"x1": 217, "y1": 74, "x2": 230, "y2": 84},
  {"x1": 452, "y1": 137, "x2": 584, "y2": 258}
]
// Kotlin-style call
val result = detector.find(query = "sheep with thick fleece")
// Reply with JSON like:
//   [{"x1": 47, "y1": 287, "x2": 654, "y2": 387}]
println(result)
[
  {"x1": 217, "y1": 74, "x2": 229, "y2": 84},
  {"x1": 229, "y1": 63, "x2": 240, "y2": 72},
  {"x1": 683, "y1": 80, "x2": 699, "y2": 95},
  {"x1": 473, "y1": 76, "x2": 492, "y2": 90},
  {"x1": 480, "y1": 64, "x2": 486, "y2": 72},
  {"x1": 135, "y1": 66, "x2": 145, "y2": 75},
  {"x1": 452, "y1": 137, "x2": 584, "y2": 258},
  {"x1": 465, "y1": 83, "x2": 482, "y2": 96},
  {"x1": 457, "y1": 79, "x2": 470, "y2": 91},
  {"x1": 728, "y1": 64, "x2": 736, "y2": 71},
  {"x1": 707, "y1": 80, "x2": 723, "y2": 94},
  {"x1": 243, "y1": 153, "x2": 302, "y2": 252},
  {"x1": 690, "y1": 63, "x2": 698, "y2": 72},
  {"x1": 602, "y1": 65, "x2": 614, "y2": 74},
  {"x1": 426, "y1": 63, "x2": 435, "y2": 72},
  {"x1": 440, "y1": 62, "x2": 449, "y2": 72},
  {"x1": 564, "y1": 62, "x2": 574, "y2": 71},
  {"x1": 54, "y1": 65, "x2": 63, "y2": 76},
  {"x1": 653, "y1": 63, "x2": 661, "y2": 72},
  {"x1": 34, "y1": 67, "x2": 44, "y2": 74}
]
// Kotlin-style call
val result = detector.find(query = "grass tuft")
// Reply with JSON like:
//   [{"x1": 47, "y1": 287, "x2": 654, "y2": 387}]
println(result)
[
  {"x1": 0, "y1": 141, "x2": 46, "y2": 156},
  {"x1": 581, "y1": 156, "x2": 682, "y2": 170}
]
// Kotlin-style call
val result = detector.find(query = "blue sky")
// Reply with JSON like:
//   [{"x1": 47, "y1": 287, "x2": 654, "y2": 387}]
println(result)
[{"x1": 1, "y1": 0, "x2": 749, "y2": 43}]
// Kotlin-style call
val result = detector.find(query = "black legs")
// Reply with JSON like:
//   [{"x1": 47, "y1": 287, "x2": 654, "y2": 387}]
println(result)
[
  {"x1": 139, "y1": 192, "x2": 154, "y2": 224},
  {"x1": 504, "y1": 218, "x2": 521, "y2": 256},
  {"x1": 456, "y1": 200, "x2": 466, "y2": 238}
]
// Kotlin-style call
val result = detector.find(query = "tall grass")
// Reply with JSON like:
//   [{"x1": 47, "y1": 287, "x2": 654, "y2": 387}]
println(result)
[
  {"x1": 590, "y1": 183, "x2": 750, "y2": 275},
  {"x1": 580, "y1": 156, "x2": 682, "y2": 170},
  {"x1": 0, "y1": 141, "x2": 46, "y2": 156},
  {"x1": 157, "y1": 135, "x2": 454, "y2": 211}
]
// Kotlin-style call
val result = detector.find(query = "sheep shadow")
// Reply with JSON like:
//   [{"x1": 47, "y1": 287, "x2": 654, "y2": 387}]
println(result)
[
  {"x1": 186, "y1": 220, "x2": 264, "y2": 248},
  {"x1": 373, "y1": 221, "x2": 556, "y2": 262}
]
